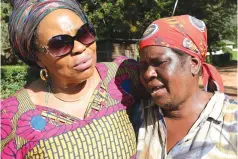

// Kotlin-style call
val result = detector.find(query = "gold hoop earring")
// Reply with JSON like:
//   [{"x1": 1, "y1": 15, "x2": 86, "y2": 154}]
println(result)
[{"x1": 40, "y1": 69, "x2": 48, "y2": 81}]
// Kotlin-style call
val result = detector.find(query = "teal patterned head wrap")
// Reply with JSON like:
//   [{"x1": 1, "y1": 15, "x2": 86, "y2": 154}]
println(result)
[{"x1": 9, "y1": 0, "x2": 88, "y2": 67}]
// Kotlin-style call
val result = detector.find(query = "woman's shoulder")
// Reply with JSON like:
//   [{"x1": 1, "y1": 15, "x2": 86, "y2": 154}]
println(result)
[
  {"x1": 98, "y1": 56, "x2": 138, "y2": 70},
  {"x1": 2, "y1": 79, "x2": 42, "y2": 103},
  {"x1": 1, "y1": 87, "x2": 27, "y2": 105},
  {"x1": 1, "y1": 88, "x2": 30, "y2": 114},
  {"x1": 1, "y1": 96, "x2": 20, "y2": 109},
  {"x1": 223, "y1": 94, "x2": 238, "y2": 116},
  {"x1": 1, "y1": 86, "x2": 36, "y2": 112},
  {"x1": 1, "y1": 96, "x2": 20, "y2": 139},
  {"x1": 210, "y1": 92, "x2": 238, "y2": 124},
  {"x1": 96, "y1": 56, "x2": 143, "y2": 104},
  {"x1": 113, "y1": 55, "x2": 138, "y2": 64},
  {"x1": 113, "y1": 56, "x2": 139, "y2": 70},
  {"x1": 96, "y1": 56, "x2": 140, "y2": 82}
]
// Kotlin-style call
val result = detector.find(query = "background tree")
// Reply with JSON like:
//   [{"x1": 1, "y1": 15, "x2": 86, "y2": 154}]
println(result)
[
  {"x1": 1, "y1": 0, "x2": 237, "y2": 65},
  {"x1": 80, "y1": 0, "x2": 175, "y2": 39},
  {"x1": 81, "y1": 0, "x2": 237, "y2": 51},
  {"x1": 1, "y1": 1, "x2": 16, "y2": 64},
  {"x1": 173, "y1": 0, "x2": 237, "y2": 51}
]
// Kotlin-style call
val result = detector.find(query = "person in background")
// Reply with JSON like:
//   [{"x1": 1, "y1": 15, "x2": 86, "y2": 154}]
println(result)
[
  {"x1": 136, "y1": 15, "x2": 237, "y2": 159},
  {"x1": 1, "y1": 0, "x2": 141, "y2": 158}
]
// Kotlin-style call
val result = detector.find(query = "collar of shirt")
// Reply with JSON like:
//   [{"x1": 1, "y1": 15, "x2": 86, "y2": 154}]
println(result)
[
  {"x1": 158, "y1": 91, "x2": 225, "y2": 131},
  {"x1": 158, "y1": 92, "x2": 226, "y2": 152}
]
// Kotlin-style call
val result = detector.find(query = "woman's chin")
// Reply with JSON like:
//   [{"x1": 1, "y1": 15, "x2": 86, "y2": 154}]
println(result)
[
  {"x1": 73, "y1": 73, "x2": 93, "y2": 84},
  {"x1": 153, "y1": 97, "x2": 174, "y2": 110}
]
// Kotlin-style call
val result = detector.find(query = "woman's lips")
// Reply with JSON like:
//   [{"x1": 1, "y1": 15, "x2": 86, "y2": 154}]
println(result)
[
  {"x1": 150, "y1": 86, "x2": 166, "y2": 97},
  {"x1": 73, "y1": 56, "x2": 93, "y2": 72}
]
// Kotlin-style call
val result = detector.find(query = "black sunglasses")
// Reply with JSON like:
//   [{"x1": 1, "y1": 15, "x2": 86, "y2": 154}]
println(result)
[{"x1": 40, "y1": 23, "x2": 96, "y2": 57}]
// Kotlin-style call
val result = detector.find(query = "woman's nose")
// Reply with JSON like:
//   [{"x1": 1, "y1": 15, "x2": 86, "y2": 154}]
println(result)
[
  {"x1": 144, "y1": 66, "x2": 157, "y2": 80},
  {"x1": 71, "y1": 40, "x2": 86, "y2": 54}
]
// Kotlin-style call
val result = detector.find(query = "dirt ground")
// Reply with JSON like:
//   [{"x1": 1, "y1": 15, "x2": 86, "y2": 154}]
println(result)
[{"x1": 199, "y1": 61, "x2": 237, "y2": 99}]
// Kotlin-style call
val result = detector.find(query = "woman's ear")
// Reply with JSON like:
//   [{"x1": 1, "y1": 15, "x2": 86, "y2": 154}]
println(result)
[{"x1": 190, "y1": 56, "x2": 201, "y2": 75}]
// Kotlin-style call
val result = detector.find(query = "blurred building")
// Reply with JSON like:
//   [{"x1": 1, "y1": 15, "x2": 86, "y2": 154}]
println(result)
[
  {"x1": 96, "y1": 39, "x2": 140, "y2": 62},
  {"x1": 222, "y1": 40, "x2": 236, "y2": 50}
]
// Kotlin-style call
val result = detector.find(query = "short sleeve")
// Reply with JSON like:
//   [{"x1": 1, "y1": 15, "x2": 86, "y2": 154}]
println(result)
[
  {"x1": 113, "y1": 56, "x2": 146, "y2": 134},
  {"x1": 113, "y1": 56, "x2": 148, "y2": 99}
]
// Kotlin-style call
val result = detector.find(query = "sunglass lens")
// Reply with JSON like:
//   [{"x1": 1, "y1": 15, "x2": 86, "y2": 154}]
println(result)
[
  {"x1": 76, "y1": 25, "x2": 95, "y2": 45},
  {"x1": 48, "y1": 35, "x2": 73, "y2": 57}
]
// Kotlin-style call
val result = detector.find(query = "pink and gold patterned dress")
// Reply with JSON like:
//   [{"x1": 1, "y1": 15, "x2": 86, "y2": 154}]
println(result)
[{"x1": 1, "y1": 56, "x2": 141, "y2": 159}]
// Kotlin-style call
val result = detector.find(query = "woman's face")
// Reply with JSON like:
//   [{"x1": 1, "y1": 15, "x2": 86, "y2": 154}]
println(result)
[
  {"x1": 139, "y1": 46, "x2": 194, "y2": 110},
  {"x1": 36, "y1": 9, "x2": 97, "y2": 84}
]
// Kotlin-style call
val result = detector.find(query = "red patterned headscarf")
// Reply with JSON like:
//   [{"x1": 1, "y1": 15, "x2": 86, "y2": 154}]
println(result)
[{"x1": 139, "y1": 15, "x2": 224, "y2": 92}]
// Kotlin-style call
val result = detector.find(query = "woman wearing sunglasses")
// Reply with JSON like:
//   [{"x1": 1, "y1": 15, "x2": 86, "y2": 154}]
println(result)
[{"x1": 1, "y1": 0, "x2": 142, "y2": 158}]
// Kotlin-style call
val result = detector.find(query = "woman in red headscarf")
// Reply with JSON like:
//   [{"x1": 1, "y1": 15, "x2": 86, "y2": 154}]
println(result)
[
  {"x1": 136, "y1": 15, "x2": 238, "y2": 159},
  {"x1": 1, "y1": 0, "x2": 142, "y2": 158}
]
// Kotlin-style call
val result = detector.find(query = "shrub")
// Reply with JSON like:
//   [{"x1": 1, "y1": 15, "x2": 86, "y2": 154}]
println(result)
[
  {"x1": 1, "y1": 65, "x2": 40, "y2": 99},
  {"x1": 223, "y1": 47, "x2": 237, "y2": 60},
  {"x1": 211, "y1": 53, "x2": 232, "y2": 66}
]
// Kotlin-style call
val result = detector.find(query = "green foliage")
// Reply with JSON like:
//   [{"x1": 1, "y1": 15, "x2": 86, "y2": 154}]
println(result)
[
  {"x1": 0, "y1": 2, "x2": 17, "y2": 64},
  {"x1": 1, "y1": 1, "x2": 12, "y2": 22},
  {"x1": 80, "y1": 0, "x2": 174, "y2": 39},
  {"x1": 1, "y1": 65, "x2": 40, "y2": 99},
  {"x1": 1, "y1": 0, "x2": 237, "y2": 65},
  {"x1": 222, "y1": 47, "x2": 237, "y2": 61},
  {"x1": 174, "y1": 0, "x2": 237, "y2": 52},
  {"x1": 81, "y1": 0, "x2": 237, "y2": 51},
  {"x1": 1, "y1": 22, "x2": 10, "y2": 52},
  {"x1": 231, "y1": 50, "x2": 238, "y2": 61}
]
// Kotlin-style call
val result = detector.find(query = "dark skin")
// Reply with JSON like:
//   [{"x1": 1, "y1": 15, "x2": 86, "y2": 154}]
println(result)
[
  {"x1": 139, "y1": 46, "x2": 213, "y2": 152},
  {"x1": 26, "y1": 9, "x2": 100, "y2": 119}
]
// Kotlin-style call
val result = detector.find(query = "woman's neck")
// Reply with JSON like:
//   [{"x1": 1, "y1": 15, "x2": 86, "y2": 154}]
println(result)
[
  {"x1": 48, "y1": 68, "x2": 100, "y2": 101},
  {"x1": 162, "y1": 89, "x2": 213, "y2": 120}
]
